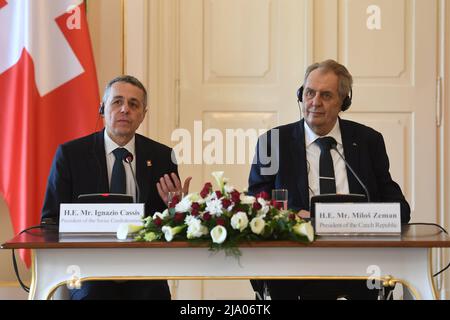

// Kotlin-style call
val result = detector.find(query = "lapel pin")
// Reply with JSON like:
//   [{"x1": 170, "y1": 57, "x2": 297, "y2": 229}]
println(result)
[{"x1": 147, "y1": 160, "x2": 152, "y2": 167}]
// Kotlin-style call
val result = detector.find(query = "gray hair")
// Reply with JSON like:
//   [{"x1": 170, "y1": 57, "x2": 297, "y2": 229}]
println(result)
[
  {"x1": 304, "y1": 60, "x2": 353, "y2": 101},
  {"x1": 102, "y1": 75, "x2": 148, "y2": 108}
]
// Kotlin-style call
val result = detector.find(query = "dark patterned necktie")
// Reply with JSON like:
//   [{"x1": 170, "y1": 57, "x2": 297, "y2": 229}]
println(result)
[
  {"x1": 316, "y1": 137, "x2": 337, "y2": 194},
  {"x1": 110, "y1": 148, "x2": 128, "y2": 194}
]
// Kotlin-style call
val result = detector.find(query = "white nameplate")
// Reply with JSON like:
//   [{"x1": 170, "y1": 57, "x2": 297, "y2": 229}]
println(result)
[
  {"x1": 59, "y1": 203, "x2": 144, "y2": 234},
  {"x1": 315, "y1": 203, "x2": 401, "y2": 235}
]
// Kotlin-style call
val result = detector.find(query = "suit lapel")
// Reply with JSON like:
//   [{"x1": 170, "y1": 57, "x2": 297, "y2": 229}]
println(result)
[
  {"x1": 339, "y1": 119, "x2": 361, "y2": 194},
  {"x1": 135, "y1": 135, "x2": 152, "y2": 203},
  {"x1": 91, "y1": 130, "x2": 109, "y2": 192},
  {"x1": 290, "y1": 119, "x2": 310, "y2": 210}
]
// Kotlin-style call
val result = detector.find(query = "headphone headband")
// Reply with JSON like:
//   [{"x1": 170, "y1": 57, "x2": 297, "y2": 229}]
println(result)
[{"x1": 99, "y1": 103, "x2": 105, "y2": 115}]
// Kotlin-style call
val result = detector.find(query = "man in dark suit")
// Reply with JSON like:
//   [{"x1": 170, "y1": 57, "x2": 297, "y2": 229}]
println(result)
[
  {"x1": 248, "y1": 60, "x2": 410, "y2": 300},
  {"x1": 41, "y1": 75, "x2": 191, "y2": 300}
]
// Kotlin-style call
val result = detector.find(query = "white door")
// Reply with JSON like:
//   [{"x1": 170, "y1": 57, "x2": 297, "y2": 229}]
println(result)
[
  {"x1": 324, "y1": 0, "x2": 437, "y2": 225},
  {"x1": 177, "y1": 0, "x2": 310, "y2": 299},
  {"x1": 144, "y1": 0, "x2": 438, "y2": 299}
]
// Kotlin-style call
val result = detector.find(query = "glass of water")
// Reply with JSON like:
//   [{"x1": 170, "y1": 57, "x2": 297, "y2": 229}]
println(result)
[
  {"x1": 272, "y1": 189, "x2": 288, "y2": 210},
  {"x1": 168, "y1": 191, "x2": 183, "y2": 208}
]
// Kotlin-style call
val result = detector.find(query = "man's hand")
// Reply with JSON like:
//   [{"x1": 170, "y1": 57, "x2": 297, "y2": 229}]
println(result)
[
  {"x1": 156, "y1": 173, "x2": 192, "y2": 205},
  {"x1": 297, "y1": 210, "x2": 311, "y2": 219}
]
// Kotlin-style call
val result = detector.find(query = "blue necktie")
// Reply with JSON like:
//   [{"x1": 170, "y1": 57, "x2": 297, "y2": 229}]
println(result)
[
  {"x1": 316, "y1": 137, "x2": 337, "y2": 194},
  {"x1": 111, "y1": 148, "x2": 128, "y2": 194}
]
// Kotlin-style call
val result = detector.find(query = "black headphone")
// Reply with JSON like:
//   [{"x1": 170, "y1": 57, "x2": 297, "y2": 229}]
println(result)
[
  {"x1": 99, "y1": 102, "x2": 105, "y2": 115},
  {"x1": 297, "y1": 86, "x2": 353, "y2": 112}
]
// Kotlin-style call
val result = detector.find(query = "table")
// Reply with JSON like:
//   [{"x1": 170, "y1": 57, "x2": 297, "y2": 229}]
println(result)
[{"x1": 2, "y1": 225, "x2": 450, "y2": 300}]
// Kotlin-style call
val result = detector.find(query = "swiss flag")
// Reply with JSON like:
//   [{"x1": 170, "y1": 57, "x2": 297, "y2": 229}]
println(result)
[{"x1": 0, "y1": 0, "x2": 100, "y2": 266}]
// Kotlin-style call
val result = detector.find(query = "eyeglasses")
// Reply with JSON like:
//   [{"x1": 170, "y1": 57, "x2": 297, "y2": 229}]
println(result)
[{"x1": 303, "y1": 88, "x2": 336, "y2": 102}]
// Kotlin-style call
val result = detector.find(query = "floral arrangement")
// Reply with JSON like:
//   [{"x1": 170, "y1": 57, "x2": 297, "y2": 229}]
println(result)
[{"x1": 117, "y1": 172, "x2": 314, "y2": 256}]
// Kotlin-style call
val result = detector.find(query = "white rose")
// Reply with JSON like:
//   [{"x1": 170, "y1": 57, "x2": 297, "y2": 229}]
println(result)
[
  {"x1": 240, "y1": 194, "x2": 256, "y2": 205},
  {"x1": 293, "y1": 222, "x2": 314, "y2": 242},
  {"x1": 257, "y1": 199, "x2": 270, "y2": 218},
  {"x1": 175, "y1": 196, "x2": 192, "y2": 213},
  {"x1": 257, "y1": 197, "x2": 268, "y2": 207},
  {"x1": 250, "y1": 217, "x2": 266, "y2": 235},
  {"x1": 230, "y1": 211, "x2": 249, "y2": 232},
  {"x1": 210, "y1": 225, "x2": 227, "y2": 244},
  {"x1": 186, "y1": 218, "x2": 209, "y2": 239}
]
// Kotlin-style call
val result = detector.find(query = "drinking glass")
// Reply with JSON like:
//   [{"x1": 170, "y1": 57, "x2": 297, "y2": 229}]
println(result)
[
  {"x1": 272, "y1": 189, "x2": 288, "y2": 210},
  {"x1": 168, "y1": 191, "x2": 183, "y2": 208}
]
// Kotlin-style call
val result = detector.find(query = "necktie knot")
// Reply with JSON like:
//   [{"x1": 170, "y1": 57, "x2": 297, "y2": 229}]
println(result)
[
  {"x1": 316, "y1": 136, "x2": 337, "y2": 151},
  {"x1": 113, "y1": 147, "x2": 128, "y2": 161}
]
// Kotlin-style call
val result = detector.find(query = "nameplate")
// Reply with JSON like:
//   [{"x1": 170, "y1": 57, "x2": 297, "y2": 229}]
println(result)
[
  {"x1": 59, "y1": 203, "x2": 144, "y2": 234},
  {"x1": 314, "y1": 203, "x2": 401, "y2": 235}
]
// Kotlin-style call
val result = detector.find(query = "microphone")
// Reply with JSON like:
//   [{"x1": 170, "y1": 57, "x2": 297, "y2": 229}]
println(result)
[
  {"x1": 122, "y1": 151, "x2": 140, "y2": 203},
  {"x1": 328, "y1": 139, "x2": 371, "y2": 202}
]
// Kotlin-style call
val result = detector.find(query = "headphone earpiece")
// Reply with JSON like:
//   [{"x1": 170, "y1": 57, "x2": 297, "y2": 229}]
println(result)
[
  {"x1": 99, "y1": 103, "x2": 105, "y2": 115},
  {"x1": 296, "y1": 85, "x2": 352, "y2": 111},
  {"x1": 297, "y1": 86, "x2": 304, "y2": 103},
  {"x1": 341, "y1": 91, "x2": 352, "y2": 111}
]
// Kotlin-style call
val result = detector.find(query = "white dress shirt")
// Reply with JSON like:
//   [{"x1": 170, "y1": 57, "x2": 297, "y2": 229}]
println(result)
[
  {"x1": 104, "y1": 130, "x2": 137, "y2": 202},
  {"x1": 304, "y1": 120, "x2": 350, "y2": 201}
]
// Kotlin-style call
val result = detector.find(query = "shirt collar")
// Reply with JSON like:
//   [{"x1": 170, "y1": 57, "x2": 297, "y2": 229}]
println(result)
[
  {"x1": 104, "y1": 130, "x2": 136, "y2": 157},
  {"x1": 304, "y1": 119, "x2": 343, "y2": 147}
]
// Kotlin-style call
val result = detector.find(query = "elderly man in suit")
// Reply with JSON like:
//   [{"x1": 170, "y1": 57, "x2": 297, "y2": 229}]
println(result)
[
  {"x1": 248, "y1": 59, "x2": 410, "y2": 300},
  {"x1": 41, "y1": 75, "x2": 191, "y2": 300}
]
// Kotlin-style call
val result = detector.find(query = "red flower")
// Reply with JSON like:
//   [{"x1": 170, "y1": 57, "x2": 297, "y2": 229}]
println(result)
[
  {"x1": 215, "y1": 191, "x2": 223, "y2": 199},
  {"x1": 204, "y1": 182, "x2": 213, "y2": 189},
  {"x1": 203, "y1": 212, "x2": 212, "y2": 221},
  {"x1": 230, "y1": 190, "x2": 241, "y2": 203},
  {"x1": 154, "y1": 217, "x2": 162, "y2": 227},
  {"x1": 271, "y1": 199, "x2": 283, "y2": 210},
  {"x1": 191, "y1": 202, "x2": 200, "y2": 216},
  {"x1": 174, "y1": 212, "x2": 185, "y2": 223},
  {"x1": 289, "y1": 214, "x2": 296, "y2": 221},
  {"x1": 169, "y1": 195, "x2": 180, "y2": 208},
  {"x1": 200, "y1": 182, "x2": 213, "y2": 198},
  {"x1": 216, "y1": 218, "x2": 226, "y2": 226},
  {"x1": 253, "y1": 202, "x2": 262, "y2": 211},
  {"x1": 257, "y1": 191, "x2": 270, "y2": 201},
  {"x1": 221, "y1": 198, "x2": 232, "y2": 209},
  {"x1": 191, "y1": 202, "x2": 200, "y2": 210},
  {"x1": 200, "y1": 188, "x2": 209, "y2": 198}
]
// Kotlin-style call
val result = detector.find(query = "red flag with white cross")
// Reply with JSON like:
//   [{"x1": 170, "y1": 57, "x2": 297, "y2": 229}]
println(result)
[{"x1": 0, "y1": 0, "x2": 100, "y2": 267}]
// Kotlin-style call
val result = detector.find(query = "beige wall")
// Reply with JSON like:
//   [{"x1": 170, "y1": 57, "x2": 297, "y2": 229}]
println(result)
[
  {"x1": 87, "y1": 0, "x2": 123, "y2": 97},
  {"x1": 441, "y1": 0, "x2": 450, "y2": 299},
  {"x1": 0, "y1": 197, "x2": 30, "y2": 286},
  {"x1": 0, "y1": 0, "x2": 124, "y2": 297},
  {"x1": 1, "y1": 0, "x2": 449, "y2": 299}
]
